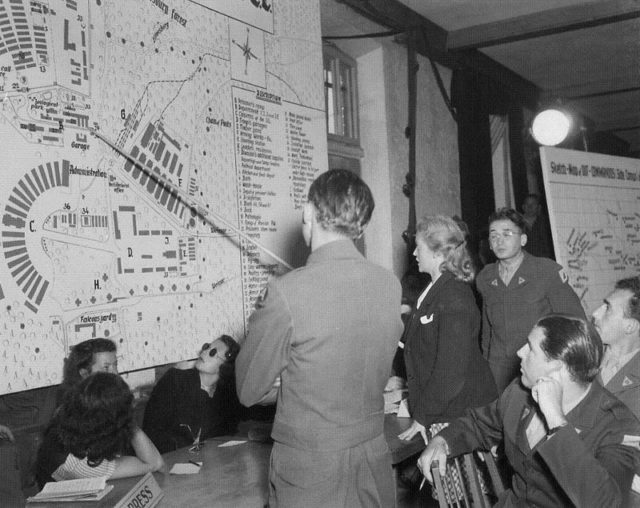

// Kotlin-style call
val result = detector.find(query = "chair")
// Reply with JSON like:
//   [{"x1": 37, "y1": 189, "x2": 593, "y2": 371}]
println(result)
[{"x1": 431, "y1": 450, "x2": 505, "y2": 507}]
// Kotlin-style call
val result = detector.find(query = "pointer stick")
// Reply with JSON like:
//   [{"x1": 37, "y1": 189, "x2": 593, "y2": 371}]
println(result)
[{"x1": 90, "y1": 128, "x2": 293, "y2": 271}]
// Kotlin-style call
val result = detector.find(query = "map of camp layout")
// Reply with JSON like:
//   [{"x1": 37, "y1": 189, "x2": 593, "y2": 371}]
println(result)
[{"x1": 0, "y1": 0, "x2": 327, "y2": 393}]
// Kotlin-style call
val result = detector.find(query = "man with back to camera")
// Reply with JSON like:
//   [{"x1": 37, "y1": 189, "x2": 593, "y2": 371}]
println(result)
[
  {"x1": 417, "y1": 314, "x2": 640, "y2": 507},
  {"x1": 477, "y1": 207, "x2": 585, "y2": 392},
  {"x1": 236, "y1": 169, "x2": 403, "y2": 508}
]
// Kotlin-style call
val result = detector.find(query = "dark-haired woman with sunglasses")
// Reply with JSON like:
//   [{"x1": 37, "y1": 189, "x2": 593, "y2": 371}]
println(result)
[{"x1": 142, "y1": 335, "x2": 242, "y2": 453}]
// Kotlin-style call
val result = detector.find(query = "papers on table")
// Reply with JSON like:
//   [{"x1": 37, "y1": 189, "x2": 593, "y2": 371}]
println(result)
[
  {"x1": 384, "y1": 389, "x2": 408, "y2": 415},
  {"x1": 169, "y1": 462, "x2": 202, "y2": 475},
  {"x1": 397, "y1": 398, "x2": 411, "y2": 418},
  {"x1": 218, "y1": 440, "x2": 247, "y2": 447},
  {"x1": 27, "y1": 476, "x2": 114, "y2": 503}
]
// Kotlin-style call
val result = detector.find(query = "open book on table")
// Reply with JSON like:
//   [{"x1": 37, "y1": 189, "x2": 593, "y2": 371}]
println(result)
[{"x1": 27, "y1": 476, "x2": 114, "y2": 503}]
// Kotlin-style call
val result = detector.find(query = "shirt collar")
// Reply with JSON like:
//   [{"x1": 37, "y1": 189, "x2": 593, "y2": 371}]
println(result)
[
  {"x1": 306, "y1": 239, "x2": 362, "y2": 266},
  {"x1": 564, "y1": 381, "x2": 601, "y2": 430}
]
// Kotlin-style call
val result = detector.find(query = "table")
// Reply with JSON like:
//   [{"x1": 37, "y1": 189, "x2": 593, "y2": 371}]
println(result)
[
  {"x1": 27, "y1": 415, "x2": 423, "y2": 507},
  {"x1": 27, "y1": 438, "x2": 271, "y2": 508}
]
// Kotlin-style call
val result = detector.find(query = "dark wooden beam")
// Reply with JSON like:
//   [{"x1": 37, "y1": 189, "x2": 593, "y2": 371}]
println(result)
[
  {"x1": 336, "y1": 0, "x2": 540, "y2": 108},
  {"x1": 566, "y1": 86, "x2": 640, "y2": 100},
  {"x1": 447, "y1": 0, "x2": 640, "y2": 50},
  {"x1": 598, "y1": 122, "x2": 640, "y2": 132},
  {"x1": 455, "y1": 50, "x2": 539, "y2": 110},
  {"x1": 336, "y1": 0, "x2": 449, "y2": 59}
]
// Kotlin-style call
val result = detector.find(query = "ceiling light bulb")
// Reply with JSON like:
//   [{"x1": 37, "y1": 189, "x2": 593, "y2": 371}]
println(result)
[{"x1": 531, "y1": 109, "x2": 572, "y2": 146}]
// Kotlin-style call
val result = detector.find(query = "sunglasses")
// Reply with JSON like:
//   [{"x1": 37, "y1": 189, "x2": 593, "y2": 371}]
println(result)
[{"x1": 201, "y1": 342, "x2": 230, "y2": 361}]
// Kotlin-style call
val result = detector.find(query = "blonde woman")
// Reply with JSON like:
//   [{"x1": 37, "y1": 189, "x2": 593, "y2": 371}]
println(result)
[{"x1": 399, "y1": 216, "x2": 497, "y2": 444}]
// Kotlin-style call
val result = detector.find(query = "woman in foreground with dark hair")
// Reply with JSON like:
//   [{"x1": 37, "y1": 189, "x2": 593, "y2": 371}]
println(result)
[
  {"x1": 36, "y1": 372, "x2": 164, "y2": 486},
  {"x1": 399, "y1": 216, "x2": 497, "y2": 443},
  {"x1": 56, "y1": 337, "x2": 118, "y2": 406},
  {"x1": 142, "y1": 335, "x2": 242, "y2": 453}
]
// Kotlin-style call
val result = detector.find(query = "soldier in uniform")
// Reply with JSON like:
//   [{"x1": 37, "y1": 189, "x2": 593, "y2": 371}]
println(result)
[
  {"x1": 477, "y1": 208, "x2": 585, "y2": 392},
  {"x1": 592, "y1": 276, "x2": 640, "y2": 419},
  {"x1": 418, "y1": 314, "x2": 640, "y2": 508}
]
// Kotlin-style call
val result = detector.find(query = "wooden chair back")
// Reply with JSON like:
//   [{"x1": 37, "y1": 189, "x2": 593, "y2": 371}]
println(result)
[{"x1": 430, "y1": 451, "x2": 505, "y2": 507}]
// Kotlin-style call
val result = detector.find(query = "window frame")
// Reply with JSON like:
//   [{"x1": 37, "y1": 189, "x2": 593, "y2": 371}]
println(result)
[{"x1": 323, "y1": 43, "x2": 362, "y2": 157}]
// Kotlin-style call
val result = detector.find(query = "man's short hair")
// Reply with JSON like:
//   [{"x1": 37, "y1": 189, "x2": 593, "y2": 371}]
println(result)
[
  {"x1": 614, "y1": 276, "x2": 640, "y2": 323},
  {"x1": 536, "y1": 314, "x2": 603, "y2": 384},
  {"x1": 307, "y1": 169, "x2": 374, "y2": 239},
  {"x1": 488, "y1": 207, "x2": 528, "y2": 235}
]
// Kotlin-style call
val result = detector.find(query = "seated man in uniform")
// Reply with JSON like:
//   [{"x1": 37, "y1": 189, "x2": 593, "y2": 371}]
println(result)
[
  {"x1": 418, "y1": 314, "x2": 640, "y2": 507},
  {"x1": 591, "y1": 276, "x2": 640, "y2": 500}
]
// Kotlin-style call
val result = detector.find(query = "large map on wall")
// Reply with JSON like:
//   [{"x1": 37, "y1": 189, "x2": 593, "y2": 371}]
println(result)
[
  {"x1": 0, "y1": 0, "x2": 327, "y2": 393},
  {"x1": 540, "y1": 147, "x2": 640, "y2": 315}
]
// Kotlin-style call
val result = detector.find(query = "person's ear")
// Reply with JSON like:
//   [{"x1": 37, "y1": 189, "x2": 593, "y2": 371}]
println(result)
[
  {"x1": 79, "y1": 367, "x2": 90, "y2": 379},
  {"x1": 302, "y1": 202, "x2": 314, "y2": 225},
  {"x1": 624, "y1": 317, "x2": 640, "y2": 336},
  {"x1": 549, "y1": 361, "x2": 567, "y2": 383},
  {"x1": 520, "y1": 233, "x2": 528, "y2": 247}
]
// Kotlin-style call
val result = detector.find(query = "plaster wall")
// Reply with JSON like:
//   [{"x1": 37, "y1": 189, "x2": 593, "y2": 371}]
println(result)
[
  {"x1": 364, "y1": 42, "x2": 460, "y2": 277},
  {"x1": 322, "y1": 0, "x2": 460, "y2": 279}
]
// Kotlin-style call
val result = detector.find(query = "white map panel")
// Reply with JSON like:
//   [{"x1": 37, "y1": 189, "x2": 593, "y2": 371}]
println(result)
[
  {"x1": 540, "y1": 147, "x2": 640, "y2": 315},
  {"x1": 0, "y1": 0, "x2": 326, "y2": 393}
]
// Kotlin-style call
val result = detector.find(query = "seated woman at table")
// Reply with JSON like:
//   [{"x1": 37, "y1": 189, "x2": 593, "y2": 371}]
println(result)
[
  {"x1": 36, "y1": 372, "x2": 164, "y2": 486},
  {"x1": 142, "y1": 335, "x2": 242, "y2": 453},
  {"x1": 399, "y1": 216, "x2": 497, "y2": 443},
  {"x1": 56, "y1": 337, "x2": 118, "y2": 406}
]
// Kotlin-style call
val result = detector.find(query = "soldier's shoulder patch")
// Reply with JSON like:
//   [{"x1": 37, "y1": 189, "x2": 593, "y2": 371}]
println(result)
[
  {"x1": 622, "y1": 434, "x2": 640, "y2": 450},
  {"x1": 558, "y1": 268, "x2": 569, "y2": 284}
]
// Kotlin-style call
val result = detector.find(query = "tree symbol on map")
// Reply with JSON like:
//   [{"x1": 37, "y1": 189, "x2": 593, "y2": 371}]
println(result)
[{"x1": 232, "y1": 28, "x2": 260, "y2": 75}]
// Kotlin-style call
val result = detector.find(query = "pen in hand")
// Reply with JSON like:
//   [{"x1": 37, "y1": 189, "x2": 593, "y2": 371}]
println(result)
[
  {"x1": 189, "y1": 460, "x2": 202, "y2": 468},
  {"x1": 419, "y1": 476, "x2": 426, "y2": 490}
]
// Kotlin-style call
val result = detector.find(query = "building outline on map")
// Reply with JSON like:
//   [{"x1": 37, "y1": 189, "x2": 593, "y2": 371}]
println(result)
[{"x1": 0, "y1": 0, "x2": 327, "y2": 393}]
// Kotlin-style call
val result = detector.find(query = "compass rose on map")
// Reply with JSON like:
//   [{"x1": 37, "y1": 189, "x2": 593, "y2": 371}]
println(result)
[
  {"x1": 229, "y1": 20, "x2": 266, "y2": 88},
  {"x1": 232, "y1": 28, "x2": 259, "y2": 75}
]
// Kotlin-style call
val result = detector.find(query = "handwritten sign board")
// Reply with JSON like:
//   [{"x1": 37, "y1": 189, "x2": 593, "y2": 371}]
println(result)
[{"x1": 540, "y1": 147, "x2": 640, "y2": 314}]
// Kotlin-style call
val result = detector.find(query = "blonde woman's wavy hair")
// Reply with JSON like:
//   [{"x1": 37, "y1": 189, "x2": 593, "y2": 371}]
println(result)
[{"x1": 416, "y1": 215, "x2": 475, "y2": 283}]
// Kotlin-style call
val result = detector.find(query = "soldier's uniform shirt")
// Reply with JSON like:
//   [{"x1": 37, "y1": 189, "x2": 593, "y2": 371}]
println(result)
[
  {"x1": 236, "y1": 239, "x2": 403, "y2": 508},
  {"x1": 598, "y1": 349, "x2": 640, "y2": 505},
  {"x1": 439, "y1": 380, "x2": 640, "y2": 507},
  {"x1": 599, "y1": 348, "x2": 640, "y2": 418},
  {"x1": 477, "y1": 252, "x2": 585, "y2": 392}
]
